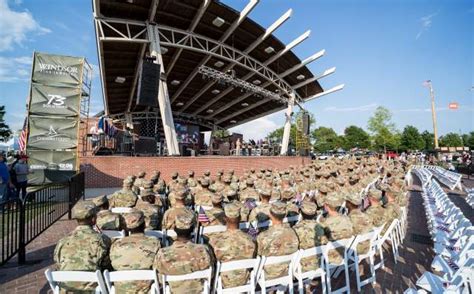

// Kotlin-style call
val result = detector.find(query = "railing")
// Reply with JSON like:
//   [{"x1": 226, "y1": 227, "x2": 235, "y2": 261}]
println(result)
[{"x1": 0, "y1": 172, "x2": 84, "y2": 266}]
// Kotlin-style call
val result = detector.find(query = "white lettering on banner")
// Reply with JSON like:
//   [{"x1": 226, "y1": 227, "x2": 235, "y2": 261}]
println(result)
[
  {"x1": 43, "y1": 94, "x2": 66, "y2": 108},
  {"x1": 38, "y1": 63, "x2": 78, "y2": 76},
  {"x1": 48, "y1": 125, "x2": 58, "y2": 137},
  {"x1": 59, "y1": 163, "x2": 74, "y2": 171},
  {"x1": 30, "y1": 164, "x2": 47, "y2": 170}
]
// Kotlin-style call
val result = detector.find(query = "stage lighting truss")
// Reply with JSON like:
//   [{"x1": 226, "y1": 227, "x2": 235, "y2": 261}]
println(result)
[{"x1": 198, "y1": 65, "x2": 287, "y2": 104}]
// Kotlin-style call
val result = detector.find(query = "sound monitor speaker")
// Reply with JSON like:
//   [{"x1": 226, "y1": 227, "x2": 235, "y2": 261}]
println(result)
[
  {"x1": 302, "y1": 113, "x2": 310, "y2": 135},
  {"x1": 135, "y1": 138, "x2": 157, "y2": 154},
  {"x1": 136, "y1": 60, "x2": 160, "y2": 107}
]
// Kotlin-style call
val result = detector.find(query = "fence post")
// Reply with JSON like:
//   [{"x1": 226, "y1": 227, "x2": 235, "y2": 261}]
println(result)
[
  {"x1": 68, "y1": 178, "x2": 73, "y2": 220},
  {"x1": 18, "y1": 199, "x2": 26, "y2": 264}
]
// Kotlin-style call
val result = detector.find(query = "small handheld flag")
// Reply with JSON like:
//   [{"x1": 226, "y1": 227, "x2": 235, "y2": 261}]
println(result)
[{"x1": 198, "y1": 206, "x2": 210, "y2": 223}]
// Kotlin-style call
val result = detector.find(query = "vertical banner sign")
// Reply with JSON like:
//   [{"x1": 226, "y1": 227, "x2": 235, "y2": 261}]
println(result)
[{"x1": 26, "y1": 52, "x2": 85, "y2": 184}]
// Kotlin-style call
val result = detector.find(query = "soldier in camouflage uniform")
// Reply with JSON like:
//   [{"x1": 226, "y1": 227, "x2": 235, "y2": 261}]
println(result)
[
  {"x1": 381, "y1": 184, "x2": 402, "y2": 227},
  {"x1": 110, "y1": 210, "x2": 160, "y2": 293},
  {"x1": 167, "y1": 171, "x2": 180, "y2": 192},
  {"x1": 248, "y1": 188, "x2": 272, "y2": 223},
  {"x1": 221, "y1": 175, "x2": 237, "y2": 202},
  {"x1": 162, "y1": 189, "x2": 195, "y2": 230},
  {"x1": 365, "y1": 189, "x2": 388, "y2": 230},
  {"x1": 209, "y1": 202, "x2": 256, "y2": 289},
  {"x1": 256, "y1": 201, "x2": 299, "y2": 279},
  {"x1": 187, "y1": 170, "x2": 197, "y2": 188},
  {"x1": 293, "y1": 201, "x2": 326, "y2": 271},
  {"x1": 109, "y1": 177, "x2": 138, "y2": 208},
  {"x1": 54, "y1": 201, "x2": 111, "y2": 292},
  {"x1": 133, "y1": 171, "x2": 147, "y2": 191},
  {"x1": 202, "y1": 193, "x2": 226, "y2": 226},
  {"x1": 194, "y1": 178, "x2": 215, "y2": 207},
  {"x1": 135, "y1": 181, "x2": 161, "y2": 230},
  {"x1": 320, "y1": 192, "x2": 354, "y2": 265},
  {"x1": 345, "y1": 193, "x2": 373, "y2": 255},
  {"x1": 239, "y1": 179, "x2": 259, "y2": 203},
  {"x1": 225, "y1": 190, "x2": 250, "y2": 222},
  {"x1": 93, "y1": 195, "x2": 122, "y2": 231},
  {"x1": 154, "y1": 214, "x2": 213, "y2": 294}
]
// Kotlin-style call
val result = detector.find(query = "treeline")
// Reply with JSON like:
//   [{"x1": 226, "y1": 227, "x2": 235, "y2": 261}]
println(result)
[{"x1": 267, "y1": 106, "x2": 474, "y2": 153}]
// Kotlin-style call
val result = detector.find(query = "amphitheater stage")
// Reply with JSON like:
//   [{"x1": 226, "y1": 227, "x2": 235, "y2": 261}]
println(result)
[{"x1": 80, "y1": 156, "x2": 311, "y2": 188}]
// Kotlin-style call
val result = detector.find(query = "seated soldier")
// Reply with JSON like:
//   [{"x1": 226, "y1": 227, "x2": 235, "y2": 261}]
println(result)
[
  {"x1": 162, "y1": 188, "x2": 195, "y2": 231},
  {"x1": 54, "y1": 201, "x2": 111, "y2": 292},
  {"x1": 194, "y1": 178, "x2": 214, "y2": 207},
  {"x1": 109, "y1": 177, "x2": 138, "y2": 208},
  {"x1": 135, "y1": 181, "x2": 161, "y2": 230},
  {"x1": 209, "y1": 202, "x2": 256, "y2": 289},
  {"x1": 110, "y1": 210, "x2": 160, "y2": 293},
  {"x1": 248, "y1": 188, "x2": 272, "y2": 223},
  {"x1": 202, "y1": 193, "x2": 226, "y2": 227},
  {"x1": 256, "y1": 201, "x2": 299, "y2": 279},
  {"x1": 345, "y1": 193, "x2": 373, "y2": 255},
  {"x1": 93, "y1": 195, "x2": 122, "y2": 231},
  {"x1": 154, "y1": 214, "x2": 213, "y2": 294}
]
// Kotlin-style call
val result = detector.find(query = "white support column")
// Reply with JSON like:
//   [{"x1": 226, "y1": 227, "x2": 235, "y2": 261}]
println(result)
[
  {"x1": 280, "y1": 92, "x2": 295, "y2": 156},
  {"x1": 147, "y1": 24, "x2": 180, "y2": 156}
]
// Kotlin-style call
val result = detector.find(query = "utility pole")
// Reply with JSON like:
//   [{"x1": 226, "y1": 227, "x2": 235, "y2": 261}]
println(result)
[{"x1": 424, "y1": 80, "x2": 439, "y2": 149}]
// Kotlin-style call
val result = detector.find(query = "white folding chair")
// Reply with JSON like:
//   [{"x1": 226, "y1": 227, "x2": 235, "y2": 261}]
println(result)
[
  {"x1": 144, "y1": 230, "x2": 166, "y2": 244},
  {"x1": 214, "y1": 257, "x2": 261, "y2": 294},
  {"x1": 45, "y1": 269, "x2": 107, "y2": 294},
  {"x1": 375, "y1": 220, "x2": 399, "y2": 270},
  {"x1": 257, "y1": 252, "x2": 299, "y2": 294},
  {"x1": 293, "y1": 246, "x2": 327, "y2": 294},
  {"x1": 102, "y1": 230, "x2": 126, "y2": 239},
  {"x1": 111, "y1": 207, "x2": 133, "y2": 214},
  {"x1": 161, "y1": 267, "x2": 212, "y2": 294},
  {"x1": 323, "y1": 237, "x2": 354, "y2": 294},
  {"x1": 198, "y1": 225, "x2": 227, "y2": 244},
  {"x1": 103, "y1": 269, "x2": 160, "y2": 294},
  {"x1": 348, "y1": 226, "x2": 383, "y2": 291}
]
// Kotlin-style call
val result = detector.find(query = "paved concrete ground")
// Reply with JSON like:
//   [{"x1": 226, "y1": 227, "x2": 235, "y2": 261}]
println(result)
[{"x1": 1, "y1": 174, "x2": 472, "y2": 293}]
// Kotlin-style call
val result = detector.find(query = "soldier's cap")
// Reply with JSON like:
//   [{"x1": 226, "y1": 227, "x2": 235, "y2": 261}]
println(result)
[
  {"x1": 259, "y1": 188, "x2": 271, "y2": 197},
  {"x1": 260, "y1": 168, "x2": 266, "y2": 173},
  {"x1": 123, "y1": 177, "x2": 134, "y2": 185},
  {"x1": 229, "y1": 169, "x2": 235, "y2": 174},
  {"x1": 322, "y1": 192, "x2": 343, "y2": 208},
  {"x1": 171, "y1": 171, "x2": 178, "y2": 178},
  {"x1": 143, "y1": 181, "x2": 153, "y2": 189},
  {"x1": 123, "y1": 209, "x2": 145, "y2": 229},
  {"x1": 246, "y1": 178, "x2": 254, "y2": 185},
  {"x1": 224, "y1": 202, "x2": 240, "y2": 218},
  {"x1": 250, "y1": 168, "x2": 255, "y2": 173},
  {"x1": 204, "y1": 170, "x2": 211, "y2": 176},
  {"x1": 92, "y1": 195, "x2": 108, "y2": 207},
  {"x1": 319, "y1": 185, "x2": 329, "y2": 193},
  {"x1": 130, "y1": 175, "x2": 136, "y2": 180},
  {"x1": 270, "y1": 201, "x2": 287, "y2": 217},
  {"x1": 138, "y1": 171, "x2": 146, "y2": 177},
  {"x1": 225, "y1": 189, "x2": 237, "y2": 198},
  {"x1": 280, "y1": 189, "x2": 294, "y2": 200},
  {"x1": 150, "y1": 174, "x2": 159, "y2": 180},
  {"x1": 256, "y1": 173, "x2": 263, "y2": 179},
  {"x1": 211, "y1": 193, "x2": 223, "y2": 204},
  {"x1": 301, "y1": 201, "x2": 317, "y2": 215},
  {"x1": 200, "y1": 178, "x2": 210, "y2": 186},
  {"x1": 223, "y1": 175, "x2": 232, "y2": 183},
  {"x1": 72, "y1": 200, "x2": 97, "y2": 220},
  {"x1": 173, "y1": 189, "x2": 187, "y2": 200},
  {"x1": 140, "y1": 188, "x2": 154, "y2": 197},
  {"x1": 188, "y1": 170, "x2": 194, "y2": 176},
  {"x1": 345, "y1": 193, "x2": 362, "y2": 206},
  {"x1": 368, "y1": 189, "x2": 383, "y2": 200},
  {"x1": 175, "y1": 214, "x2": 195, "y2": 230},
  {"x1": 336, "y1": 176, "x2": 346, "y2": 185},
  {"x1": 152, "y1": 170, "x2": 160, "y2": 176}
]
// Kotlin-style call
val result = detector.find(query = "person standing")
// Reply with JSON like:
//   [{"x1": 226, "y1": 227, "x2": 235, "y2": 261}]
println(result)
[
  {"x1": 12, "y1": 154, "x2": 29, "y2": 201},
  {"x1": 0, "y1": 153, "x2": 10, "y2": 202}
]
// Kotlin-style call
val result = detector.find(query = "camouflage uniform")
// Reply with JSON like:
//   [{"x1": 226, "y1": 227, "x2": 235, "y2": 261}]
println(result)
[
  {"x1": 110, "y1": 211, "x2": 160, "y2": 293},
  {"x1": 239, "y1": 179, "x2": 259, "y2": 203},
  {"x1": 365, "y1": 189, "x2": 388, "y2": 228},
  {"x1": 248, "y1": 189, "x2": 272, "y2": 223},
  {"x1": 96, "y1": 210, "x2": 121, "y2": 231},
  {"x1": 162, "y1": 190, "x2": 195, "y2": 230},
  {"x1": 256, "y1": 202, "x2": 299, "y2": 279},
  {"x1": 209, "y1": 203, "x2": 256, "y2": 288},
  {"x1": 54, "y1": 201, "x2": 111, "y2": 292},
  {"x1": 109, "y1": 178, "x2": 138, "y2": 208},
  {"x1": 194, "y1": 179, "x2": 215, "y2": 207},
  {"x1": 154, "y1": 215, "x2": 213, "y2": 294}
]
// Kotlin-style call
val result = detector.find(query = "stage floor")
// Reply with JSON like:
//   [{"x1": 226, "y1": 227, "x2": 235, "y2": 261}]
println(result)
[{"x1": 80, "y1": 155, "x2": 310, "y2": 188}]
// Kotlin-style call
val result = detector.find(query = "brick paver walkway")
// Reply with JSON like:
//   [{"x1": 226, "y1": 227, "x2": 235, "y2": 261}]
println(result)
[{"x1": 2, "y1": 172, "x2": 467, "y2": 293}]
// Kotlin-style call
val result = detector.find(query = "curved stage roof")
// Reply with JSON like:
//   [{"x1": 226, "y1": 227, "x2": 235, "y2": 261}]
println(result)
[{"x1": 93, "y1": 0, "x2": 343, "y2": 130}]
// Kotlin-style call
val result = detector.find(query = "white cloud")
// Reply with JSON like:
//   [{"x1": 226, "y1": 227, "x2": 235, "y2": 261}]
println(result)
[
  {"x1": 0, "y1": 55, "x2": 31, "y2": 82},
  {"x1": 229, "y1": 112, "x2": 281, "y2": 140},
  {"x1": 0, "y1": 0, "x2": 51, "y2": 51},
  {"x1": 416, "y1": 11, "x2": 438, "y2": 40},
  {"x1": 324, "y1": 103, "x2": 377, "y2": 112}
]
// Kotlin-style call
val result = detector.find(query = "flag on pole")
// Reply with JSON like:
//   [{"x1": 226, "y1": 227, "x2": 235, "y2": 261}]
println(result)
[
  {"x1": 422, "y1": 80, "x2": 432, "y2": 87},
  {"x1": 244, "y1": 199, "x2": 257, "y2": 210},
  {"x1": 247, "y1": 223, "x2": 259, "y2": 240},
  {"x1": 18, "y1": 117, "x2": 28, "y2": 152},
  {"x1": 198, "y1": 206, "x2": 210, "y2": 224}
]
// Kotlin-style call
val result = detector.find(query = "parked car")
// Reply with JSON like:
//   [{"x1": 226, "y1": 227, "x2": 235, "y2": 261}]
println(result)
[{"x1": 386, "y1": 151, "x2": 398, "y2": 159}]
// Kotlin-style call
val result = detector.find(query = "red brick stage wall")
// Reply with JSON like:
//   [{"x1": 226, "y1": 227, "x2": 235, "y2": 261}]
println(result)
[{"x1": 80, "y1": 156, "x2": 311, "y2": 188}]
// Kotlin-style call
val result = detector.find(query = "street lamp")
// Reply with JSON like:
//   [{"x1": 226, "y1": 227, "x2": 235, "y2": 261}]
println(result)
[{"x1": 423, "y1": 80, "x2": 439, "y2": 149}]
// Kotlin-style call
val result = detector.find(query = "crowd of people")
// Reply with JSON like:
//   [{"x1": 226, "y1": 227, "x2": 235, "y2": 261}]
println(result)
[
  {"x1": 0, "y1": 152, "x2": 30, "y2": 202},
  {"x1": 53, "y1": 156, "x2": 410, "y2": 293}
]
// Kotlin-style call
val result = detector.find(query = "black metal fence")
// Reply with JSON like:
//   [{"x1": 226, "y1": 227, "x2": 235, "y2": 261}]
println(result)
[{"x1": 0, "y1": 172, "x2": 84, "y2": 266}]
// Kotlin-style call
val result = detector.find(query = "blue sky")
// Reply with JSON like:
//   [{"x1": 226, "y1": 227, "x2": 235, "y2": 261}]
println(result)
[{"x1": 0, "y1": 0, "x2": 472, "y2": 140}]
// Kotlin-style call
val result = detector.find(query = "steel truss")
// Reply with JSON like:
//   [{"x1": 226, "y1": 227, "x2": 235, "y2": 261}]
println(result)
[{"x1": 95, "y1": 17, "x2": 298, "y2": 100}]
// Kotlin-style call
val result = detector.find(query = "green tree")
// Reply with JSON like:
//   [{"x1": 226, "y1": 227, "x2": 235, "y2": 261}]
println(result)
[
  {"x1": 400, "y1": 125, "x2": 425, "y2": 151},
  {"x1": 266, "y1": 110, "x2": 315, "y2": 143},
  {"x1": 212, "y1": 129, "x2": 230, "y2": 139},
  {"x1": 439, "y1": 133, "x2": 463, "y2": 147},
  {"x1": 421, "y1": 131, "x2": 434, "y2": 150},
  {"x1": 311, "y1": 126, "x2": 341, "y2": 152},
  {"x1": 466, "y1": 132, "x2": 474, "y2": 150},
  {"x1": 367, "y1": 106, "x2": 397, "y2": 152},
  {"x1": 343, "y1": 125, "x2": 370, "y2": 150},
  {"x1": 0, "y1": 106, "x2": 12, "y2": 142}
]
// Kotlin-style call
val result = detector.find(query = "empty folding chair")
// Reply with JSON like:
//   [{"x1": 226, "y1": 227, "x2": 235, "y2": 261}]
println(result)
[
  {"x1": 103, "y1": 269, "x2": 160, "y2": 294},
  {"x1": 375, "y1": 219, "x2": 400, "y2": 269},
  {"x1": 144, "y1": 230, "x2": 166, "y2": 244},
  {"x1": 101, "y1": 230, "x2": 126, "y2": 239},
  {"x1": 45, "y1": 269, "x2": 107, "y2": 294},
  {"x1": 111, "y1": 207, "x2": 133, "y2": 214},
  {"x1": 161, "y1": 267, "x2": 213, "y2": 294},
  {"x1": 322, "y1": 237, "x2": 355, "y2": 294},
  {"x1": 214, "y1": 257, "x2": 261, "y2": 294},
  {"x1": 293, "y1": 246, "x2": 327, "y2": 294},
  {"x1": 256, "y1": 252, "x2": 299, "y2": 294}
]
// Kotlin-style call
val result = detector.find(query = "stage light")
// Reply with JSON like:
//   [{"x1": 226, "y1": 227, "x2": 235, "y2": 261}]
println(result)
[
  {"x1": 297, "y1": 74, "x2": 305, "y2": 80},
  {"x1": 212, "y1": 17, "x2": 225, "y2": 27},
  {"x1": 176, "y1": 102, "x2": 184, "y2": 106},
  {"x1": 241, "y1": 102, "x2": 249, "y2": 107},
  {"x1": 211, "y1": 89, "x2": 220, "y2": 94},
  {"x1": 170, "y1": 80, "x2": 180, "y2": 86},
  {"x1": 207, "y1": 109, "x2": 214, "y2": 113},
  {"x1": 230, "y1": 120, "x2": 237, "y2": 124},
  {"x1": 115, "y1": 76, "x2": 126, "y2": 83},
  {"x1": 253, "y1": 79, "x2": 261, "y2": 85},
  {"x1": 265, "y1": 46, "x2": 275, "y2": 54},
  {"x1": 214, "y1": 61, "x2": 224, "y2": 67}
]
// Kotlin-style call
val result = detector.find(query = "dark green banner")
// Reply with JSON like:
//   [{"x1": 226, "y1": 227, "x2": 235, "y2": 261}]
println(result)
[
  {"x1": 32, "y1": 52, "x2": 84, "y2": 87},
  {"x1": 29, "y1": 84, "x2": 81, "y2": 117},
  {"x1": 27, "y1": 116, "x2": 79, "y2": 150},
  {"x1": 27, "y1": 149, "x2": 76, "y2": 171}
]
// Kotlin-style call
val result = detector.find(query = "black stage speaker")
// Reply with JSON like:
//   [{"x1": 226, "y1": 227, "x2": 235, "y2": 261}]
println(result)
[
  {"x1": 137, "y1": 59, "x2": 160, "y2": 107},
  {"x1": 302, "y1": 113, "x2": 310, "y2": 135},
  {"x1": 135, "y1": 138, "x2": 157, "y2": 154}
]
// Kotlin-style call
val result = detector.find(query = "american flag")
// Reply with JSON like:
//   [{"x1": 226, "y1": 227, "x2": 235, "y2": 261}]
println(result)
[
  {"x1": 198, "y1": 206, "x2": 209, "y2": 223},
  {"x1": 244, "y1": 199, "x2": 257, "y2": 210},
  {"x1": 294, "y1": 193, "x2": 303, "y2": 207},
  {"x1": 247, "y1": 223, "x2": 259, "y2": 240},
  {"x1": 446, "y1": 258, "x2": 459, "y2": 271},
  {"x1": 18, "y1": 117, "x2": 28, "y2": 152},
  {"x1": 422, "y1": 80, "x2": 432, "y2": 87},
  {"x1": 436, "y1": 225, "x2": 451, "y2": 233}
]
